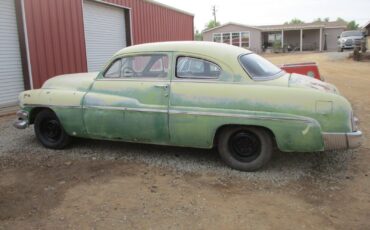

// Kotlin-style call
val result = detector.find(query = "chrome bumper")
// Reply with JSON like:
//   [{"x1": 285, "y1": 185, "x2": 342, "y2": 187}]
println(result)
[
  {"x1": 13, "y1": 110, "x2": 29, "y2": 129},
  {"x1": 323, "y1": 131, "x2": 362, "y2": 150}
]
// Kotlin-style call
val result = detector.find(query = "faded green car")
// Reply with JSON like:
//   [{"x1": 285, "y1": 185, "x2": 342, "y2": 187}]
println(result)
[{"x1": 14, "y1": 41, "x2": 362, "y2": 171}]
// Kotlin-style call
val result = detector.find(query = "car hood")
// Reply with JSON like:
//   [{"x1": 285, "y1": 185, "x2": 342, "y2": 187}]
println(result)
[
  {"x1": 339, "y1": 36, "x2": 363, "y2": 41},
  {"x1": 42, "y1": 72, "x2": 98, "y2": 91},
  {"x1": 288, "y1": 73, "x2": 339, "y2": 94}
]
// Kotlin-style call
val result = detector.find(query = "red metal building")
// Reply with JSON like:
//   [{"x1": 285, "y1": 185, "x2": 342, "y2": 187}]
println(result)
[{"x1": 3, "y1": 0, "x2": 193, "y2": 105}]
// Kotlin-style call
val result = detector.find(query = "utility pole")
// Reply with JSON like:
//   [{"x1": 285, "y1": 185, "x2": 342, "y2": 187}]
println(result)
[{"x1": 212, "y1": 5, "x2": 217, "y2": 25}]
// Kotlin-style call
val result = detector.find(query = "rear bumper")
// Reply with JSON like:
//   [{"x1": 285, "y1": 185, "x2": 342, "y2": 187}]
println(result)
[
  {"x1": 13, "y1": 110, "x2": 29, "y2": 129},
  {"x1": 323, "y1": 131, "x2": 362, "y2": 150}
]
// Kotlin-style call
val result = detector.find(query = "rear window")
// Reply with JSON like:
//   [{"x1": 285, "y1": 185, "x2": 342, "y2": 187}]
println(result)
[{"x1": 239, "y1": 53, "x2": 283, "y2": 79}]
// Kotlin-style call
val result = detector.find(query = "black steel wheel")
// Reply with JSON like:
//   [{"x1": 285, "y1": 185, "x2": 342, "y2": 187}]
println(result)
[
  {"x1": 228, "y1": 131, "x2": 262, "y2": 163},
  {"x1": 218, "y1": 127, "x2": 273, "y2": 171},
  {"x1": 34, "y1": 109, "x2": 71, "y2": 149}
]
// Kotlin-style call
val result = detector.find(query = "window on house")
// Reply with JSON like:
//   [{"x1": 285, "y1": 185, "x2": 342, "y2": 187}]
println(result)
[
  {"x1": 232, "y1": 32, "x2": 240, "y2": 46},
  {"x1": 241, "y1": 32, "x2": 250, "y2": 48},
  {"x1": 267, "y1": 33, "x2": 281, "y2": 47},
  {"x1": 104, "y1": 54, "x2": 169, "y2": 78},
  {"x1": 222, "y1": 33, "x2": 231, "y2": 44},
  {"x1": 213, "y1": 33, "x2": 221, "y2": 43},
  {"x1": 213, "y1": 32, "x2": 250, "y2": 48},
  {"x1": 176, "y1": 56, "x2": 221, "y2": 79}
]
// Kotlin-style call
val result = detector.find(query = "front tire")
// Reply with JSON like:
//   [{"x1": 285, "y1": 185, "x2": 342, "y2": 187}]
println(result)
[
  {"x1": 34, "y1": 109, "x2": 71, "y2": 149},
  {"x1": 217, "y1": 127, "x2": 273, "y2": 171}
]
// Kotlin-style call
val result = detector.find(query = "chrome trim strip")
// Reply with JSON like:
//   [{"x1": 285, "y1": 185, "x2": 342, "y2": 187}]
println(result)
[
  {"x1": 169, "y1": 109, "x2": 314, "y2": 123},
  {"x1": 96, "y1": 78, "x2": 169, "y2": 82},
  {"x1": 83, "y1": 105, "x2": 168, "y2": 113},
  {"x1": 23, "y1": 104, "x2": 81, "y2": 109},
  {"x1": 23, "y1": 104, "x2": 314, "y2": 123}
]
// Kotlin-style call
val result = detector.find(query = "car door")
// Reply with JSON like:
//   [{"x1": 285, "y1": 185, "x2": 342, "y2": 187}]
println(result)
[
  {"x1": 82, "y1": 52, "x2": 171, "y2": 144},
  {"x1": 169, "y1": 54, "x2": 227, "y2": 148}
]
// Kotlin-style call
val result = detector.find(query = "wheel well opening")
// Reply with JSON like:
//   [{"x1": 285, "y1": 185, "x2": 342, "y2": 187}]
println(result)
[
  {"x1": 213, "y1": 125, "x2": 276, "y2": 148},
  {"x1": 29, "y1": 107, "x2": 54, "y2": 124}
]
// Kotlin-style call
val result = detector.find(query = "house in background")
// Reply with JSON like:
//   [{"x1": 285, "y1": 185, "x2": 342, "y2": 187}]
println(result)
[
  {"x1": 202, "y1": 21, "x2": 346, "y2": 53},
  {"x1": 363, "y1": 20, "x2": 370, "y2": 47},
  {"x1": 0, "y1": 0, "x2": 193, "y2": 108}
]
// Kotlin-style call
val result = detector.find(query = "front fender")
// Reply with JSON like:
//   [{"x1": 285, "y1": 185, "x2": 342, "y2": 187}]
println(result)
[{"x1": 19, "y1": 89, "x2": 86, "y2": 137}]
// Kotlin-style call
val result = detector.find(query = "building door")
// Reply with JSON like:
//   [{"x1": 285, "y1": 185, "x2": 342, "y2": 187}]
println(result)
[
  {"x1": 0, "y1": 0, "x2": 25, "y2": 108},
  {"x1": 83, "y1": 0, "x2": 127, "y2": 72}
]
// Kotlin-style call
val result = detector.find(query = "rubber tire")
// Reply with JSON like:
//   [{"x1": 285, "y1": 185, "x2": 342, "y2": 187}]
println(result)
[
  {"x1": 34, "y1": 109, "x2": 71, "y2": 149},
  {"x1": 217, "y1": 127, "x2": 273, "y2": 172}
]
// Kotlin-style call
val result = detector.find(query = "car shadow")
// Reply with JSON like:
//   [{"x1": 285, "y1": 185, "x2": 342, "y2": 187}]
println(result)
[{"x1": 70, "y1": 137, "x2": 355, "y2": 182}]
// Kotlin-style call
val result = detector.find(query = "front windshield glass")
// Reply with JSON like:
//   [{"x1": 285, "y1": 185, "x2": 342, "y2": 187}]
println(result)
[
  {"x1": 239, "y1": 53, "x2": 283, "y2": 79},
  {"x1": 341, "y1": 31, "x2": 363, "y2": 37}
]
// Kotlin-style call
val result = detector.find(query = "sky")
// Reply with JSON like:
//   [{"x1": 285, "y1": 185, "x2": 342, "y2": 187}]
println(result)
[{"x1": 156, "y1": 0, "x2": 370, "y2": 31}]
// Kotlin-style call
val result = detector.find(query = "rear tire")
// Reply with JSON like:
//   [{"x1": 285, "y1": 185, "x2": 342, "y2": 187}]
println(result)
[
  {"x1": 217, "y1": 127, "x2": 273, "y2": 171},
  {"x1": 34, "y1": 109, "x2": 71, "y2": 149}
]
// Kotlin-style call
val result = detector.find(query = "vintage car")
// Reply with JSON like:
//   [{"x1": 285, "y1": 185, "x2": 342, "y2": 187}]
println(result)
[{"x1": 14, "y1": 41, "x2": 362, "y2": 171}]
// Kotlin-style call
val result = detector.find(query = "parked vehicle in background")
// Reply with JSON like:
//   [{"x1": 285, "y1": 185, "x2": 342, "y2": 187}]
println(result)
[
  {"x1": 280, "y1": 62, "x2": 324, "y2": 81},
  {"x1": 337, "y1": 30, "x2": 365, "y2": 52},
  {"x1": 13, "y1": 42, "x2": 362, "y2": 171}
]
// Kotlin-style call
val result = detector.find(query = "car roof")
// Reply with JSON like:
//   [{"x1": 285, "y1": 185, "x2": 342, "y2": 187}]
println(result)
[{"x1": 114, "y1": 41, "x2": 252, "y2": 59}]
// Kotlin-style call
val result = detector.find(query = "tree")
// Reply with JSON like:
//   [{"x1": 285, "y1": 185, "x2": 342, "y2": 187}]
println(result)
[
  {"x1": 194, "y1": 30, "x2": 203, "y2": 41},
  {"x1": 336, "y1": 17, "x2": 347, "y2": 23},
  {"x1": 284, "y1": 18, "x2": 304, "y2": 25},
  {"x1": 335, "y1": 18, "x2": 358, "y2": 30},
  {"x1": 313, "y1": 17, "x2": 330, "y2": 23},
  {"x1": 347, "y1": 20, "x2": 359, "y2": 30},
  {"x1": 205, "y1": 20, "x2": 220, "y2": 30}
]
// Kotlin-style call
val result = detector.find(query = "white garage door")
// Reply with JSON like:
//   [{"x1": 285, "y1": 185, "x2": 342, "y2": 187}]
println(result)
[
  {"x1": 83, "y1": 0, "x2": 127, "y2": 72},
  {"x1": 0, "y1": 0, "x2": 25, "y2": 108}
]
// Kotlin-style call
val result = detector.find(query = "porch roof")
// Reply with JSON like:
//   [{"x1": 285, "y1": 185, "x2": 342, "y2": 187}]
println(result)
[{"x1": 258, "y1": 21, "x2": 347, "y2": 31}]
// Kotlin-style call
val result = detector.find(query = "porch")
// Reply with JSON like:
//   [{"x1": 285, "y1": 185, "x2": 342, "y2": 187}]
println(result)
[{"x1": 262, "y1": 28, "x2": 324, "y2": 53}]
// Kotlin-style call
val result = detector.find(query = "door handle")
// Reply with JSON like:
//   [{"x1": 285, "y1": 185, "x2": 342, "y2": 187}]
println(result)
[{"x1": 154, "y1": 84, "x2": 169, "y2": 89}]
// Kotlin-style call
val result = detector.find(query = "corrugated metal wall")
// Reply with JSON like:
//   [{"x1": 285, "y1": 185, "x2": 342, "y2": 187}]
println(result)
[
  {"x1": 106, "y1": 0, "x2": 194, "y2": 44},
  {"x1": 24, "y1": 0, "x2": 87, "y2": 89},
  {"x1": 23, "y1": 0, "x2": 194, "y2": 88}
]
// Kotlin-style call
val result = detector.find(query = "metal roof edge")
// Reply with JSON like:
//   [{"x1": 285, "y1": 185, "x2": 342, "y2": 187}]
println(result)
[
  {"x1": 144, "y1": 0, "x2": 194, "y2": 16},
  {"x1": 363, "y1": 20, "x2": 370, "y2": 28},
  {"x1": 202, "y1": 22, "x2": 262, "y2": 33}
]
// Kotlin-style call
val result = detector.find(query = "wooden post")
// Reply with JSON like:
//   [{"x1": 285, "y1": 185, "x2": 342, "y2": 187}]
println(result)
[
  {"x1": 300, "y1": 29, "x2": 303, "y2": 52},
  {"x1": 319, "y1": 28, "x2": 323, "y2": 51},
  {"x1": 281, "y1": 30, "x2": 284, "y2": 49}
]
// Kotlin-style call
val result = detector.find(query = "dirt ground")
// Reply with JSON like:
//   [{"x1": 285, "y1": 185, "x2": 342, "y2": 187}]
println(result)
[{"x1": 0, "y1": 52, "x2": 369, "y2": 230}]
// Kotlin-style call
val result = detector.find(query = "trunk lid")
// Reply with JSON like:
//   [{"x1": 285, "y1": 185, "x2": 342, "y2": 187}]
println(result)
[{"x1": 288, "y1": 73, "x2": 339, "y2": 94}]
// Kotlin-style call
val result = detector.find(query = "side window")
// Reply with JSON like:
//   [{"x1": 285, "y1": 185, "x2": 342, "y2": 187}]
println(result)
[
  {"x1": 104, "y1": 59, "x2": 122, "y2": 78},
  {"x1": 176, "y1": 57, "x2": 221, "y2": 79},
  {"x1": 104, "y1": 54, "x2": 168, "y2": 78}
]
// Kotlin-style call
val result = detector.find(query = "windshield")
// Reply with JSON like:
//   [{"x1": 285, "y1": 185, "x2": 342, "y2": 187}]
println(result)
[
  {"x1": 341, "y1": 31, "x2": 363, "y2": 37},
  {"x1": 239, "y1": 53, "x2": 283, "y2": 79}
]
